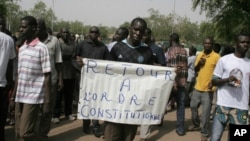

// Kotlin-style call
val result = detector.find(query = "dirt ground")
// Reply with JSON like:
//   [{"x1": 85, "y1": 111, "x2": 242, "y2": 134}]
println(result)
[{"x1": 5, "y1": 107, "x2": 229, "y2": 141}]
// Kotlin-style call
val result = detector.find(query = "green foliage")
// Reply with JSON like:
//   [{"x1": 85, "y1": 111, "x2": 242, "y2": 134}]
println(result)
[
  {"x1": 119, "y1": 22, "x2": 130, "y2": 28},
  {"x1": 5, "y1": 1, "x2": 26, "y2": 32},
  {"x1": 3, "y1": 1, "x2": 210, "y2": 47},
  {"x1": 29, "y1": 1, "x2": 56, "y2": 31},
  {"x1": 144, "y1": 9, "x2": 174, "y2": 41},
  {"x1": 192, "y1": 0, "x2": 250, "y2": 43},
  {"x1": 0, "y1": 2, "x2": 7, "y2": 16}
]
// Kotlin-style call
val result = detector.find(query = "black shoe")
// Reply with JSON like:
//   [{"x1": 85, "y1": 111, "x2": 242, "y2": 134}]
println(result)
[
  {"x1": 83, "y1": 125, "x2": 90, "y2": 134},
  {"x1": 157, "y1": 117, "x2": 164, "y2": 127},
  {"x1": 92, "y1": 128, "x2": 103, "y2": 138},
  {"x1": 176, "y1": 130, "x2": 185, "y2": 136}
]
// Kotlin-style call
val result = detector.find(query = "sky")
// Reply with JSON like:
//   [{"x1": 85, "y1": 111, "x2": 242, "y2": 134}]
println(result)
[{"x1": 18, "y1": 0, "x2": 206, "y2": 27}]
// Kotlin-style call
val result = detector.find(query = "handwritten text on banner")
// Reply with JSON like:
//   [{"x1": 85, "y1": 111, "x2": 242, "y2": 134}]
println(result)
[{"x1": 77, "y1": 59, "x2": 176, "y2": 125}]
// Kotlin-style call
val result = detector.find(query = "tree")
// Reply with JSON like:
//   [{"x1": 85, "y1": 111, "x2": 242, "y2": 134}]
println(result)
[
  {"x1": 145, "y1": 8, "x2": 174, "y2": 41},
  {"x1": 192, "y1": 0, "x2": 250, "y2": 43},
  {"x1": 5, "y1": 1, "x2": 27, "y2": 32},
  {"x1": 119, "y1": 22, "x2": 130, "y2": 29},
  {"x1": 28, "y1": 1, "x2": 57, "y2": 31},
  {"x1": 0, "y1": 1, "x2": 7, "y2": 16}
]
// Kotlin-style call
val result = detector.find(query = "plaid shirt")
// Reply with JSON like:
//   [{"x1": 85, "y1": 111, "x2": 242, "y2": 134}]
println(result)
[{"x1": 166, "y1": 45, "x2": 188, "y2": 87}]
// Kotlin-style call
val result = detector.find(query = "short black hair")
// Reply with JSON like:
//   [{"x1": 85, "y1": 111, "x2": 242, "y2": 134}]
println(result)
[
  {"x1": 145, "y1": 27, "x2": 152, "y2": 35},
  {"x1": 235, "y1": 32, "x2": 250, "y2": 42},
  {"x1": 89, "y1": 26, "x2": 100, "y2": 34},
  {"x1": 130, "y1": 17, "x2": 147, "y2": 28},
  {"x1": 170, "y1": 33, "x2": 180, "y2": 43},
  {"x1": 21, "y1": 16, "x2": 37, "y2": 27},
  {"x1": 37, "y1": 18, "x2": 47, "y2": 30},
  {"x1": 118, "y1": 27, "x2": 129, "y2": 37},
  {"x1": 213, "y1": 43, "x2": 221, "y2": 53},
  {"x1": 204, "y1": 36, "x2": 214, "y2": 44},
  {"x1": 190, "y1": 46, "x2": 197, "y2": 55}
]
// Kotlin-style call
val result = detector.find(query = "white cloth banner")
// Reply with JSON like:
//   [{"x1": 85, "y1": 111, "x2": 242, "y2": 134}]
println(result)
[{"x1": 77, "y1": 58, "x2": 176, "y2": 125}]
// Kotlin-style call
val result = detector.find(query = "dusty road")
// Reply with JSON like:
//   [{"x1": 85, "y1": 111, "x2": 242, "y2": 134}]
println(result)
[{"x1": 5, "y1": 107, "x2": 228, "y2": 141}]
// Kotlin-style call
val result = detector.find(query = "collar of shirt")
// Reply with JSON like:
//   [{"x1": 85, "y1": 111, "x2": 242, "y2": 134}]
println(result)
[
  {"x1": 43, "y1": 34, "x2": 52, "y2": 44},
  {"x1": 25, "y1": 38, "x2": 40, "y2": 47},
  {"x1": 201, "y1": 50, "x2": 216, "y2": 58},
  {"x1": 122, "y1": 39, "x2": 147, "y2": 49},
  {"x1": 86, "y1": 38, "x2": 103, "y2": 46}
]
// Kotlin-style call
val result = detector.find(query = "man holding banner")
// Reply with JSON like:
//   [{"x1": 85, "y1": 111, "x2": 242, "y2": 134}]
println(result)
[
  {"x1": 77, "y1": 17, "x2": 176, "y2": 141},
  {"x1": 105, "y1": 17, "x2": 154, "y2": 141}
]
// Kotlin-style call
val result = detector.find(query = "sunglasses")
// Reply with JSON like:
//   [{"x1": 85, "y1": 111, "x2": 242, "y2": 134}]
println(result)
[{"x1": 90, "y1": 31, "x2": 99, "y2": 34}]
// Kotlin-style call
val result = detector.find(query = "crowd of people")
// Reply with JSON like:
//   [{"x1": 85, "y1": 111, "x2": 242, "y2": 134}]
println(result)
[{"x1": 0, "y1": 13, "x2": 250, "y2": 141}]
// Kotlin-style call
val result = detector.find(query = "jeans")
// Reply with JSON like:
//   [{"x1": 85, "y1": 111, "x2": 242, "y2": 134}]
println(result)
[
  {"x1": 171, "y1": 86, "x2": 186, "y2": 133},
  {"x1": 210, "y1": 105, "x2": 248, "y2": 141},
  {"x1": 185, "y1": 81, "x2": 195, "y2": 106},
  {"x1": 190, "y1": 90, "x2": 213, "y2": 136},
  {"x1": 210, "y1": 113, "x2": 227, "y2": 141},
  {"x1": 140, "y1": 124, "x2": 152, "y2": 139}
]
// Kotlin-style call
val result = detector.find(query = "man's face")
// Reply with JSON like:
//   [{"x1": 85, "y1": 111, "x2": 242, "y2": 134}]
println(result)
[
  {"x1": 36, "y1": 21, "x2": 44, "y2": 36},
  {"x1": 114, "y1": 29, "x2": 125, "y2": 42},
  {"x1": 89, "y1": 27, "x2": 100, "y2": 42},
  {"x1": 19, "y1": 20, "x2": 34, "y2": 40},
  {"x1": 142, "y1": 30, "x2": 150, "y2": 44},
  {"x1": 203, "y1": 38, "x2": 213, "y2": 52},
  {"x1": 129, "y1": 21, "x2": 146, "y2": 44},
  {"x1": 61, "y1": 28, "x2": 70, "y2": 40},
  {"x1": 236, "y1": 35, "x2": 250, "y2": 54}
]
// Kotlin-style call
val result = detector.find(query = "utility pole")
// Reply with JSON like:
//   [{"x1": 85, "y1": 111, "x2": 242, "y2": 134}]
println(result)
[
  {"x1": 172, "y1": 0, "x2": 176, "y2": 33},
  {"x1": 51, "y1": 0, "x2": 54, "y2": 31}
]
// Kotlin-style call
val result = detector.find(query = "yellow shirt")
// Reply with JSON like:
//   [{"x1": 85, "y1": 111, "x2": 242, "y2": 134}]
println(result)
[{"x1": 194, "y1": 51, "x2": 220, "y2": 91}]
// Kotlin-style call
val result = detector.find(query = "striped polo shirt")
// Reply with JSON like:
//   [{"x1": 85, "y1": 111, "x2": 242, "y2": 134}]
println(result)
[{"x1": 15, "y1": 38, "x2": 51, "y2": 104}]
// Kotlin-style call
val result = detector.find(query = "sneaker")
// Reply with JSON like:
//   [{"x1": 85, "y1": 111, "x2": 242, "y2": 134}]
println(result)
[
  {"x1": 187, "y1": 125, "x2": 200, "y2": 131},
  {"x1": 83, "y1": 125, "x2": 90, "y2": 134},
  {"x1": 9, "y1": 119, "x2": 15, "y2": 126},
  {"x1": 68, "y1": 115, "x2": 76, "y2": 121},
  {"x1": 51, "y1": 117, "x2": 60, "y2": 124}
]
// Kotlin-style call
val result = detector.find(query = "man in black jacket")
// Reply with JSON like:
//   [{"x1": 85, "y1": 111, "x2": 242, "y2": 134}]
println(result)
[{"x1": 72, "y1": 26, "x2": 109, "y2": 138}]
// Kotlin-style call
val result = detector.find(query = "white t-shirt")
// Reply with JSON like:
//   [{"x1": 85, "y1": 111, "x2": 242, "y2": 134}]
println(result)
[
  {"x1": 107, "y1": 41, "x2": 117, "y2": 52},
  {"x1": 187, "y1": 55, "x2": 196, "y2": 82},
  {"x1": 214, "y1": 53, "x2": 250, "y2": 110},
  {"x1": 0, "y1": 32, "x2": 16, "y2": 87}
]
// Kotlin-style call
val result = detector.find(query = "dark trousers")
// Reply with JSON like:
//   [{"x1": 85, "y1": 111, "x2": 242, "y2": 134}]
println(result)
[
  {"x1": 83, "y1": 119, "x2": 100, "y2": 129},
  {"x1": 104, "y1": 122, "x2": 137, "y2": 141},
  {"x1": 0, "y1": 87, "x2": 8, "y2": 141},
  {"x1": 53, "y1": 79, "x2": 75, "y2": 117},
  {"x1": 37, "y1": 84, "x2": 57, "y2": 141}
]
